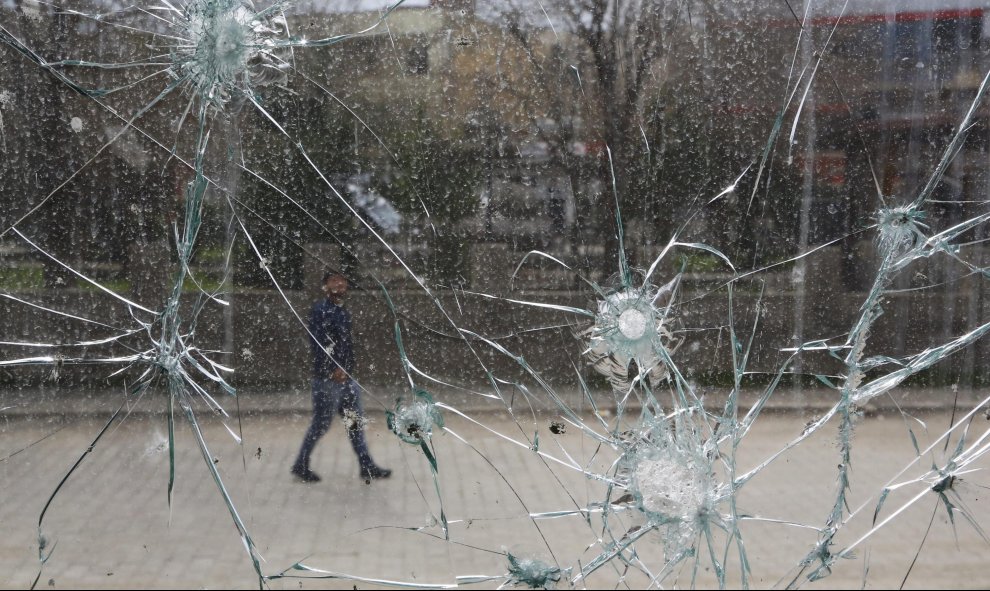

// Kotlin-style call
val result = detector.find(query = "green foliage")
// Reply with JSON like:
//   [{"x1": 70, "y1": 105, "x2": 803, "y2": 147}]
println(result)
[
  {"x1": 0, "y1": 266, "x2": 44, "y2": 291},
  {"x1": 235, "y1": 93, "x2": 356, "y2": 288},
  {"x1": 383, "y1": 106, "x2": 483, "y2": 223},
  {"x1": 76, "y1": 278, "x2": 131, "y2": 293},
  {"x1": 678, "y1": 253, "x2": 722, "y2": 273},
  {"x1": 623, "y1": 87, "x2": 804, "y2": 267},
  {"x1": 379, "y1": 104, "x2": 484, "y2": 284}
]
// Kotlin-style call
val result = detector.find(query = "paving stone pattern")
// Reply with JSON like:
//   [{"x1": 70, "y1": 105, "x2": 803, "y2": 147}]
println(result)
[{"x1": 1, "y1": 404, "x2": 988, "y2": 589}]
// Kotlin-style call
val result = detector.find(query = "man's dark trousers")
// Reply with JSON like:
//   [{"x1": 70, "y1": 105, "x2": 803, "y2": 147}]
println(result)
[{"x1": 293, "y1": 377, "x2": 374, "y2": 472}]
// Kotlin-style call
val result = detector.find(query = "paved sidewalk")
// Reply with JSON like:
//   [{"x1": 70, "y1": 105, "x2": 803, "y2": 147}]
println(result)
[{"x1": 1, "y1": 406, "x2": 988, "y2": 589}]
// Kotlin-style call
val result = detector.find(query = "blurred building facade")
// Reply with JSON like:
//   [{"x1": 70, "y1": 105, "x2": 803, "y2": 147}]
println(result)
[{"x1": 1, "y1": 0, "x2": 989, "y2": 386}]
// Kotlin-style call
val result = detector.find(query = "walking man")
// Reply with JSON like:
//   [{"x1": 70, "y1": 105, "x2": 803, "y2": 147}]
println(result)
[{"x1": 291, "y1": 272, "x2": 391, "y2": 483}]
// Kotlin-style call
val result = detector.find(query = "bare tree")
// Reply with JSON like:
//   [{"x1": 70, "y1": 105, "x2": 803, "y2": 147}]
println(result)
[{"x1": 495, "y1": 0, "x2": 706, "y2": 271}]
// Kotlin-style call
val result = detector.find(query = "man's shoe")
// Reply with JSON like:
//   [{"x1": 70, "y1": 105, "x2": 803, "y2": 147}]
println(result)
[
  {"x1": 360, "y1": 465, "x2": 392, "y2": 481},
  {"x1": 291, "y1": 466, "x2": 321, "y2": 483}
]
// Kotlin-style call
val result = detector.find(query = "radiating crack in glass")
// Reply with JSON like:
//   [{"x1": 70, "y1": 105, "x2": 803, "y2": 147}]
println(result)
[
  {"x1": 2, "y1": 0, "x2": 408, "y2": 587},
  {"x1": 383, "y1": 284, "x2": 450, "y2": 538},
  {"x1": 2, "y1": 0, "x2": 990, "y2": 589}
]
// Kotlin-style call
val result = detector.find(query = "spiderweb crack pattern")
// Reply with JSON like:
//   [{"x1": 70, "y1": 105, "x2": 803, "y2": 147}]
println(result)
[{"x1": 1, "y1": 1, "x2": 989, "y2": 589}]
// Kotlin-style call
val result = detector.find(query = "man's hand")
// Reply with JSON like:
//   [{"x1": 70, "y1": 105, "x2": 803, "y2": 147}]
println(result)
[{"x1": 331, "y1": 367, "x2": 348, "y2": 383}]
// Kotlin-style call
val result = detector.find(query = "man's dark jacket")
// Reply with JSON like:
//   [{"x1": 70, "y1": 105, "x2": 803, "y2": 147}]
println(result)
[{"x1": 309, "y1": 298, "x2": 355, "y2": 377}]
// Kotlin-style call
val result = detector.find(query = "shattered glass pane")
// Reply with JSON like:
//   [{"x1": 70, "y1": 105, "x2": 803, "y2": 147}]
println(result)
[{"x1": 2, "y1": 0, "x2": 990, "y2": 588}]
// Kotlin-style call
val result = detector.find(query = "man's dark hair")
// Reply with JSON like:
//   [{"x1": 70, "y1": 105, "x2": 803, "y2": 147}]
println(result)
[{"x1": 322, "y1": 270, "x2": 346, "y2": 284}]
